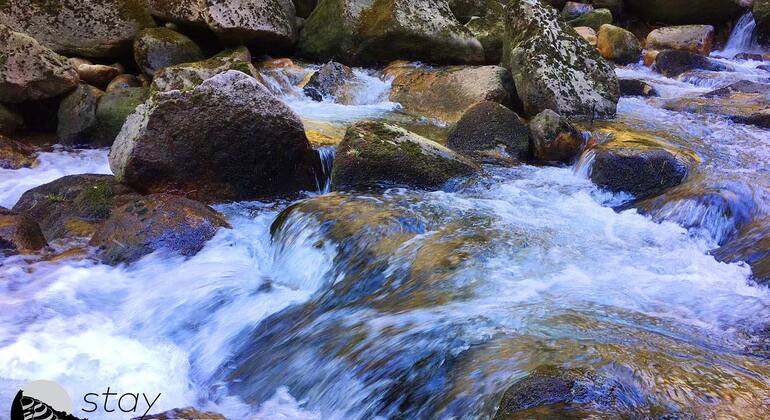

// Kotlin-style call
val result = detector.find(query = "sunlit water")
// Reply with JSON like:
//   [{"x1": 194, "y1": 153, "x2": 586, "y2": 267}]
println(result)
[{"x1": 1, "y1": 38, "x2": 770, "y2": 418}]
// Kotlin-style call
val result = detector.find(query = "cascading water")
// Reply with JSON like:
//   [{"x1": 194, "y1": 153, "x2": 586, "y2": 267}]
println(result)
[{"x1": 716, "y1": 11, "x2": 766, "y2": 58}]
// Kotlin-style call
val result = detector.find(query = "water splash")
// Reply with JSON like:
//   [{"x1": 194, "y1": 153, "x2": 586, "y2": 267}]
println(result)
[
  {"x1": 716, "y1": 11, "x2": 767, "y2": 58},
  {"x1": 314, "y1": 146, "x2": 336, "y2": 194}
]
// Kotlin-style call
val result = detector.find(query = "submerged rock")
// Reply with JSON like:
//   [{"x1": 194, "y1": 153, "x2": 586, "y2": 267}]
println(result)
[
  {"x1": 151, "y1": 51, "x2": 259, "y2": 92},
  {"x1": 713, "y1": 217, "x2": 770, "y2": 285},
  {"x1": 501, "y1": 0, "x2": 620, "y2": 119},
  {"x1": 618, "y1": 79, "x2": 659, "y2": 97},
  {"x1": 447, "y1": 101, "x2": 530, "y2": 159},
  {"x1": 57, "y1": 83, "x2": 104, "y2": 146},
  {"x1": 388, "y1": 64, "x2": 516, "y2": 122},
  {"x1": 653, "y1": 49, "x2": 729, "y2": 78},
  {"x1": 298, "y1": 0, "x2": 484, "y2": 65},
  {"x1": 625, "y1": 0, "x2": 744, "y2": 24},
  {"x1": 0, "y1": 135, "x2": 37, "y2": 169},
  {"x1": 664, "y1": 80, "x2": 770, "y2": 126},
  {"x1": 0, "y1": 24, "x2": 79, "y2": 103},
  {"x1": 646, "y1": 25, "x2": 715, "y2": 56},
  {"x1": 0, "y1": 0, "x2": 155, "y2": 58},
  {"x1": 111, "y1": 71, "x2": 321, "y2": 201},
  {"x1": 332, "y1": 121, "x2": 478, "y2": 191},
  {"x1": 597, "y1": 24, "x2": 641, "y2": 65},
  {"x1": 12, "y1": 174, "x2": 138, "y2": 242},
  {"x1": 133, "y1": 28, "x2": 204, "y2": 76},
  {"x1": 90, "y1": 194, "x2": 229, "y2": 265},
  {"x1": 529, "y1": 109, "x2": 585, "y2": 163},
  {"x1": 0, "y1": 207, "x2": 47, "y2": 254},
  {"x1": 303, "y1": 61, "x2": 357, "y2": 103},
  {"x1": 92, "y1": 87, "x2": 150, "y2": 147}
]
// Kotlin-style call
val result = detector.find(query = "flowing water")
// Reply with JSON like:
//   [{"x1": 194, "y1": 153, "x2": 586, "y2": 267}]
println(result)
[{"x1": 1, "y1": 38, "x2": 770, "y2": 419}]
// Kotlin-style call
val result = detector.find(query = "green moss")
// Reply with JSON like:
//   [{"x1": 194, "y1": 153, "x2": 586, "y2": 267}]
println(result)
[
  {"x1": 74, "y1": 179, "x2": 115, "y2": 220},
  {"x1": 118, "y1": 0, "x2": 156, "y2": 26}
]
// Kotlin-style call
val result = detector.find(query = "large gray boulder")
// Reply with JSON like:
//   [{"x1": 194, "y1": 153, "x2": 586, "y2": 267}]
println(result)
[
  {"x1": 298, "y1": 0, "x2": 484, "y2": 65},
  {"x1": 147, "y1": 0, "x2": 297, "y2": 49},
  {"x1": 501, "y1": 0, "x2": 620, "y2": 119},
  {"x1": 110, "y1": 71, "x2": 321, "y2": 202},
  {"x1": 151, "y1": 49, "x2": 259, "y2": 92},
  {"x1": 0, "y1": 24, "x2": 79, "y2": 103},
  {"x1": 133, "y1": 27, "x2": 204, "y2": 76},
  {"x1": 0, "y1": 0, "x2": 155, "y2": 58},
  {"x1": 57, "y1": 84, "x2": 104, "y2": 146},
  {"x1": 446, "y1": 101, "x2": 530, "y2": 160}
]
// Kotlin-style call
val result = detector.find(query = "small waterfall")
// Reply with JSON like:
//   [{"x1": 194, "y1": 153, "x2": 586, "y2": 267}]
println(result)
[
  {"x1": 315, "y1": 146, "x2": 336, "y2": 194},
  {"x1": 719, "y1": 12, "x2": 764, "y2": 57}
]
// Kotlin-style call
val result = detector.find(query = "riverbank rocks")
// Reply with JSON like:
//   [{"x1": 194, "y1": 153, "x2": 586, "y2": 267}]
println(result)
[
  {"x1": 148, "y1": 0, "x2": 297, "y2": 49},
  {"x1": 133, "y1": 28, "x2": 205, "y2": 76},
  {"x1": 647, "y1": 25, "x2": 715, "y2": 56},
  {"x1": 92, "y1": 87, "x2": 150, "y2": 147},
  {"x1": 0, "y1": 105, "x2": 24, "y2": 136},
  {"x1": 57, "y1": 84, "x2": 104, "y2": 146},
  {"x1": 0, "y1": 135, "x2": 37, "y2": 169},
  {"x1": 625, "y1": 0, "x2": 744, "y2": 24},
  {"x1": 387, "y1": 64, "x2": 516, "y2": 122},
  {"x1": 0, "y1": 207, "x2": 47, "y2": 254},
  {"x1": 332, "y1": 121, "x2": 478, "y2": 191},
  {"x1": 111, "y1": 71, "x2": 321, "y2": 201},
  {"x1": 529, "y1": 109, "x2": 585, "y2": 163},
  {"x1": 653, "y1": 50, "x2": 730, "y2": 77},
  {"x1": 0, "y1": 25, "x2": 79, "y2": 103},
  {"x1": 664, "y1": 80, "x2": 770, "y2": 127},
  {"x1": 589, "y1": 131, "x2": 694, "y2": 199},
  {"x1": 757, "y1": 1, "x2": 770, "y2": 44},
  {"x1": 619, "y1": 79, "x2": 659, "y2": 97},
  {"x1": 568, "y1": 8, "x2": 613, "y2": 31},
  {"x1": 12, "y1": 175, "x2": 138, "y2": 242},
  {"x1": 90, "y1": 194, "x2": 229, "y2": 265},
  {"x1": 303, "y1": 62, "x2": 357, "y2": 103},
  {"x1": 574, "y1": 27, "x2": 597, "y2": 46},
  {"x1": 299, "y1": 0, "x2": 484, "y2": 65},
  {"x1": 151, "y1": 51, "x2": 259, "y2": 92},
  {"x1": 0, "y1": 0, "x2": 155, "y2": 58},
  {"x1": 76, "y1": 64, "x2": 122, "y2": 90},
  {"x1": 501, "y1": 0, "x2": 620, "y2": 119},
  {"x1": 447, "y1": 101, "x2": 530, "y2": 159},
  {"x1": 597, "y1": 24, "x2": 642, "y2": 64}
]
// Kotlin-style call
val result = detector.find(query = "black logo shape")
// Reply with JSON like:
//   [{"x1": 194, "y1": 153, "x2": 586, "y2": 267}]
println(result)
[{"x1": 10, "y1": 390, "x2": 86, "y2": 420}]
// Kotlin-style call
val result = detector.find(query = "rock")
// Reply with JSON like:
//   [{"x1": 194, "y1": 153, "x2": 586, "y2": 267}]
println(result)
[
  {"x1": 664, "y1": 80, "x2": 770, "y2": 127},
  {"x1": 332, "y1": 121, "x2": 478, "y2": 191},
  {"x1": 151, "y1": 52, "x2": 259, "y2": 92},
  {"x1": 653, "y1": 49, "x2": 730, "y2": 77},
  {"x1": 0, "y1": 25, "x2": 79, "y2": 103},
  {"x1": 594, "y1": 0, "x2": 624, "y2": 17},
  {"x1": 133, "y1": 27, "x2": 205, "y2": 76},
  {"x1": 0, "y1": 135, "x2": 37, "y2": 169},
  {"x1": 619, "y1": 79, "x2": 659, "y2": 96},
  {"x1": 713, "y1": 217, "x2": 770, "y2": 285},
  {"x1": 76, "y1": 64, "x2": 122, "y2": 90},
  {"x1": 501, "y1": 0, "x2": 620, "y2": 119},
  {"x1": 134, "y1": 407, "x2": 226, "y2": 420},
  {"x1": 756, "y1": 0, "x2": 770, "y2": 44},
  {"x1": 57, "y1": 83, "x2": 104, "y2": 146},
  {"x1": 589, "y1": 131, "x2": 694, "y2": 199},
  {"x1": 446, "y1": 101, "x2": 530, "y2": 159},
  {"x1": 643, "y1": 49, "x2": 659, "y2": 67},
  {"x1": 90, "y1": 194, "x2": 229, "y2": 265},
  {"x1": 0, "y1": 104, "x2": 24, "y2": 136},
  {"x1": 12, "y1": 174, "x2": 138, "y2": 242},
  {"x1": 303, "y1": 62, "x2": 357, "y2": 103},
  {"x1": 449, "y1": 0, "x2": 488, "y2": 24},
  {"x1": 568, "y1": 8, "x2": 614, "y2": 31},
  {"x1": 298, "y1": 0, "x2": 484, "y2": 65},
  {"x1": 625, "y1": 0, "x2": 744, "y2": 24},
  {"x1": 294, "y1": 0, "x2": 319, "y2": 19},
  {"x1": 92, "y1": 87, "x2": 150, "y2": 147},
  {"x1": 464, "y1": 2, "x2": 506, "y2": 64},
  {"x1": 733, "y1": 109, "x2": 770, "y2": 128},
  {"x1": 574, "y1": 26, "x2": 598, "y2": 47},
  {"x1": 646, "y1": 25, "x2": 715, "y2": 56},
  {"x1": 147, "y1": 0, "x2": 297, "y2": 49},
  {"x1": 597, "y1": 24, "x2": 641, "y2": 64},
  {"x1": 111, "y1": 71, "x2": 321, "y2": 201},
  {"x1": 0, "y1": 0, "x2": 155, "y2": 58},
  {"x1": 561, "y1": 2, "x2": 593, "y2": 20},
  {"x1": 529, "y1": 109, "x2": 585, "y2": 163},
  {"x1": 388, "y1": 64, "x2": 516, "y2": 122},
  {"x1": 106, "y1": 74, "x2": 143, "y2": 91},
  {"x1": 0, "y1": 207, "x2": 47, "y2": 254},
  {"x1": 68, "y1": 58, "x2": 93, "y2": 68}
]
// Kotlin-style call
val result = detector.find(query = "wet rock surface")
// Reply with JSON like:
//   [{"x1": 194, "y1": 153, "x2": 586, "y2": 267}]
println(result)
[
  {"x1": 664, "y1": 80, "x2": 770, "y2": 126},
  {"x1": 529, "y1": 109, "x2": 585, "y2": 163},
  {"x1": 0, "y1": 207, "x2": 47, "y2": 254},
  {"x1": 653, "y1": 49, "x2": 730, "y2": 78},
  {"x1": 447, "y1": 101, "x2": 530, "y2": 160},
  {"x1": 303, "y1": 61, "x2": 357, "y2": 103},
  {"x1": 57, "y1": 83, "x2": 104, "y2": 146},
  {"x1": 0, "y1": 135, "x2": 37, "y2": 169},
  {"x1": 133, "y1": 27, "x2": 205, "y2": 76}
]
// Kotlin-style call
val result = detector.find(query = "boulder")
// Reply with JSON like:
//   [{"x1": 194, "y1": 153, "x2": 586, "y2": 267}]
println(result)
[
  {"x1": 132, "y1": 408, "x2": 226, "y2": 420},
  {"x1": 151, "y1": 52, "x2": 259, "y2": 92},
  {"x1": 529, "y1": 109, "x2": 585, "y2": 163},
  {"x1": 501, "y1": 0, "x2": 620, "y2": 119},
  {"x1": 643, "y1": 49, "x2": 660, "y2": 67},
  {"x1": 465, "y1": 15, "x2": 505, "y2": 64},
  {"x1": 76, "y1": 64, "x2": 122, "y2": 90},
  {"x1": 713, "y1": 217, "x2": 770, "y2": 285},
  {"x1": 57, "y1": 83, "x2": 104, "y2": 146},
  {"x1": 625, "y1": 0, "x2": 744, "y2": 24},
  {"x1": 303, "y1": 62, "x2": 357, "y2": 103},
  {"x1": 594, "y1": 0, "x2": 623, "y2": 16},
  {"x1": 92, "y1": 87, "x2": 150, "y2": 147},
  {"x1": 12, "y1": 174, "x2": 138, "y2": 242},
  {"x1": 664, "y1": 80, "x2": 770, "y2": 127},
  {"x1": 619, "y1": 79, "x2": 659, "y2": 97},
  {"x1": 568, "y1": 8, "x2": 613, "y2": 31},
  {"x1": 111, "y1": 71, "x2": 321, "y2": 201},
  {"x1": 597, "y1": 24, "x2": 641, "y2": 64},
  {"x1": 298, "y1": 0, "x2": 484, "y2": 65},
  {"x1": 733, "y1": 109, "x2": 770, "y2": 128},
  {"x1": 294, "y1": 0, "x2": 319, "y2": 19},
  {"x1": 446, "y1": 101, "x2": 530, "y2": 159},
  {"x1": 0, "y1": 0, "x2": 155, "y2": 58},
  {"x1": 147, "y1": 0, "x2": 297, "y2": 49},
  {"x1": 0, "y1": 25, "x2": 79, "y2": 103},
  {"x1": 332, "y1": 121, "x2": 478, "y2": 191},
  {"x1": 653, "y1": 49, "x2": 730, "y2": 77},
  {"x1": 589, "y1": 132, "x2": 694, "y2": 199},
  {"x1": 574, "y1": 26, "x2": 597, "y2": 47},
  {"x1": 133, "y1": 27, "x2": 205, "y2": 76},
  {"x1": 0, "y1": 135, "x2": 37, "y2": 169},
  {"x1": 561, "y1": 2, "x2": 593, "y2": 20},
  {"x1": 106, "y1": 74, "x2": 143, "y2": 91},
  {"x1": 90, "y1": 194, "x2": 229, "y2": 265},
  {"x1": 646, "y1": 25, "x2": 715, "y2": 56},
  {"x1": 0, "y1": 207, "x2": 47, "y2": 254},
  {"x1": 449, "y1": 0, "x2": 488, "y2": 24},
  {"x1": 387, "y1": 64, "x2": 516, "y2": 122},
  {"x1": 756, "y1": 0, "x2": 770, "y2": 44},
  {"x1": 0, "y1": 104, "x2": 24, "y2": 136}
]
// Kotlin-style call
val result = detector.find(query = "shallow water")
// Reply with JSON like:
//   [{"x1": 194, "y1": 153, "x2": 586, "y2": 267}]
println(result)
[{"x1": 1, "y1": 40, "x2": 770, "y2": 419}]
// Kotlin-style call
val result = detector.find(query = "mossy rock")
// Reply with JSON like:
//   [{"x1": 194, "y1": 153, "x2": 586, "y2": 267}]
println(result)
[
  {"x1": 568, "y1": 8, "x2": 613, "y2": 31},
  {"x1": 92, "y1": 87, "x2": 150, "y2": 147},
  {"x1": 0, "y1": 207, "x2": 47, "y2": 254},
  {"x1": 0, "y1": 135, "x2": 37, "y2": 169},
  {"x1": 529, "y1": 109, "x2": 585, "y2": 163},
  {"x1": 331, "y1": 121, "x2": 479, "y2": 191},
  {"x1": 133, "y1": 27, "x2": 204, "y2": 76},
  {"x1": 597, "y1": 24, "x2": 641, "y2": 65},
  {"x1": 57, "y1": 83, "x2": 104, "y2": 146},
  {"x1": 151, "y1": 52, "x2": 259, "y2": 92},
  {"x1": 447, "y1": 101, "x2": 530, "y2": 160}
]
